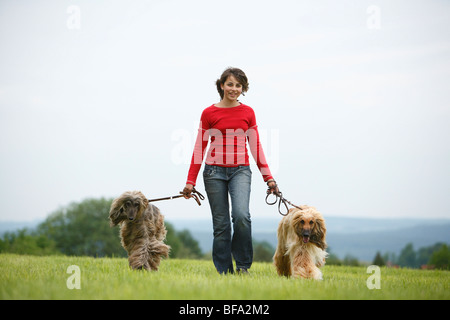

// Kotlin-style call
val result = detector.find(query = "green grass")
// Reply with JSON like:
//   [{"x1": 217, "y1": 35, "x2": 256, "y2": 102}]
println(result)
[{"x1": 0, "y1": 254, "x2": 448, "y2": 300}]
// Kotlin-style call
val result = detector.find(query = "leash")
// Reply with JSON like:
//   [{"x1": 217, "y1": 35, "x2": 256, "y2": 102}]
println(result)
[
  {"x1": 147, "y1": 183, "x2": 300, "y2": 214},
  {"x1": 148, "y1": 188, "x2": 205, "y2": 206},
  {"x1": 265, "y1": 184, "x2": 304, "y2": 216}
]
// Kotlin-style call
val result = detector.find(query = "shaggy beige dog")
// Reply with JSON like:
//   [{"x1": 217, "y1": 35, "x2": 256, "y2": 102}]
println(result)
[
  {"x1": 273, "y1": 206, "x2": 328, "y2": 280},
  {"x1": 109, "y1": 191, "x2": 170, "y2": 270}
]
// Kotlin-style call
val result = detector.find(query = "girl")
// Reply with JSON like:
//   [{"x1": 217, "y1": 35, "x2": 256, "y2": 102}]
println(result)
[{"x1": 183, "y1": 67, "x2": 278, "y2": 274}]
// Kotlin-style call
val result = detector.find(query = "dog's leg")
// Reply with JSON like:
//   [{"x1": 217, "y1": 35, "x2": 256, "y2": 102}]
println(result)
[
  {"x1": 273, "y1": 222, "x2": 292, "y2": 277},
  {"x1": 273, "y1": 249, "x2": 291, "y2": 277},
  {"x1": 290, "y1": 250, "x2": 322, "y2": 279},
  {"x1": 292, "y1": 264, "x2": 322, "y2": 280},
  {"x1": 129, "y1": 245, "x2": 149, "y2": 270},
  {"x1": 291, "y1": 251, "x2": 307, "y2": 279},
  {"x1": 126, "y1": 234, "x2": 152, "y2": 270},
  {"x1": 273, "y1": 250, "x2": 281, "y2": 275},
  {"x1": 315, "y1": 248, "x2": 328, "y2": 268},
  {"x1": 145, "y1": 239, "x2": 170, "y2": 271}
]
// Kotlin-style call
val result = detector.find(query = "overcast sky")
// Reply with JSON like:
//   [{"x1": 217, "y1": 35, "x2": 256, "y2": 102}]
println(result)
[{"x1": 1, "y1": 0, "x2": 449, "y2": 222}]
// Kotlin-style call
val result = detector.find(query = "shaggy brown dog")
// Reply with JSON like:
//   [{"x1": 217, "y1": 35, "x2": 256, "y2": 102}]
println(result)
[
  {"x1": 109, "y1": 191, "x2": 170, "y2": 271},
  {"x1": 273, "y1": 206, "x2": 327, "y2": 280}
]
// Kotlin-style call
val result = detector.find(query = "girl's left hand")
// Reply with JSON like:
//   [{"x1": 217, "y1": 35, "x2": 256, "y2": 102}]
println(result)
[{"x1": 267, "y1": 180, "x2": 279, "y2": 195}]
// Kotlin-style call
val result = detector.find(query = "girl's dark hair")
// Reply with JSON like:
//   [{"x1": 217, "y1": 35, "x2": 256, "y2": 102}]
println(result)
[{"x1": 215, "y1": 67, "x2": 249, "y2": 100}]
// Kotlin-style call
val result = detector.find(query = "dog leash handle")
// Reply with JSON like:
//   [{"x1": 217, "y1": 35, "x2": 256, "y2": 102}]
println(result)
[
  {"x1": 266, "y1": 191, "x2": 290, "y2": 216},
  {"x1": 181, "y1": 187, "x2": 205, "y2": 206},
  {"x1": 265, "y1": 184, "x2": 304, "y2": 216}
]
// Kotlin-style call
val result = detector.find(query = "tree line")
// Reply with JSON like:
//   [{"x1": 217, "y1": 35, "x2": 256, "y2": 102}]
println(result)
[
  {"x1": 2, "y1": 197, "x2": 447, "y2": 269},
  {"x1": 0, "y1": 197, "x2": 274, "y2": 262},
  {"x1": 321, "y1": 243, "x2": 449, "y2": 270},
  {"x1": 372, "y1": 242, "x2": 449, "y2": 269}
]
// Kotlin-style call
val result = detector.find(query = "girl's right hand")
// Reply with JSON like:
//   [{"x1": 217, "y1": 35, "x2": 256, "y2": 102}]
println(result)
[{"x1": 182, "y1": 184, "x2": 194, "y2": 199}]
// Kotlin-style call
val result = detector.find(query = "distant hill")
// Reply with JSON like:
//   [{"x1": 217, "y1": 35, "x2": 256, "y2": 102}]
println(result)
[
  {"x1": 325, "y1": 223, "x2": 450, "y2": 261},
  {"x1": 0, "y1": 220, "x2": 43, "y2": 235},
  {"x1": 168, "y1": 217, "x2": 450, "y2": 262}
]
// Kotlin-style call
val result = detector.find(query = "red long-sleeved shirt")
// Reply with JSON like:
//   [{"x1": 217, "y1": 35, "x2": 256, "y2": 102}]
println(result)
[{"x1": 186, "y1": 103, "x2": 273, "y2": 186}]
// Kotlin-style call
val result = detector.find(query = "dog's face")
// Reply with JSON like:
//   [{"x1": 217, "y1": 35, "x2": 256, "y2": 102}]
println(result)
[
  {"x1": 294, "y1": 212, "x2": 316, "y2": 244},
  {"x1": 122, "y1": 197, "x2": 143, "y2": 221},
  {"x1": 109, "y1": 191, "x2": 148, "y2": 226},
  {"x1": 292, "y1": 208, "x2": 327, "y2": 249}
]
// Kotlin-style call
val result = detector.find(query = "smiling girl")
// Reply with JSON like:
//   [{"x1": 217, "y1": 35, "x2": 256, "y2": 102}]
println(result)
[{"x1": 182, "y1": 67, "x2": 277, "y2": 274}]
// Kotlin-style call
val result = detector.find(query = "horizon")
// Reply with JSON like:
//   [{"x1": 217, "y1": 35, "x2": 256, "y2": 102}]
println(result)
[{"x1": 2, "y1": 213, "x2": 450, "y2": 225}]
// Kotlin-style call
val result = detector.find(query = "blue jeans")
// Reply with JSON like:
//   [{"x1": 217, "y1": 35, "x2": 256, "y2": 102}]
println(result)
[{"x1": 203, "y1": 164, "x2": 253, "y2": 274}]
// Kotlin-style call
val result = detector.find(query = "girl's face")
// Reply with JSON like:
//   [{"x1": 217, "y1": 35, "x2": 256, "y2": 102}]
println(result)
[{"x1": 221, "y1": 75, "x2": 243, "y2": 101}]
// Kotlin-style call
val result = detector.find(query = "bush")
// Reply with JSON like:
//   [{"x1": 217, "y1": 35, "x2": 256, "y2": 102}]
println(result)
[
  {"x1": 253, "y1": 240, "x2": 274, "y2": 262},
  {"x1": 0, "y1": 228, "x2": 59, "y2": 255},
  {"x1": 429, "y1": 244, "x2": 450, "y2": 270}
]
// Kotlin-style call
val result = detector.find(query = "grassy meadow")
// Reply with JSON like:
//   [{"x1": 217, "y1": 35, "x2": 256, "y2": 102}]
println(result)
[{"x1": 0, "y1": 254, "x2": 448, "y2": 300}]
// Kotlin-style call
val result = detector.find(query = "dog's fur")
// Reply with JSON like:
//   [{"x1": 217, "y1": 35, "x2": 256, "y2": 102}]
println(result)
[
  {"x1": 273, "y1": 206, "x2": 328, "y2": 280},
  {"x1": 109, "y1": 191, "x2": 170, "y2": 271}
]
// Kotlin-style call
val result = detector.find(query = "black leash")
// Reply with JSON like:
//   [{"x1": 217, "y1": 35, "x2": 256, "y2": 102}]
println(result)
[{"x1": 148, "y1": 188, "x2": 205, "y2": 206}]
